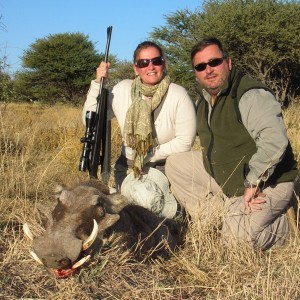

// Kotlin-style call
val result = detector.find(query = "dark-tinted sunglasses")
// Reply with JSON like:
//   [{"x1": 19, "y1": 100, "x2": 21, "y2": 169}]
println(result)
[
  {"x1": 135, "y1": 56, "x2": 164, "y2": 68},
  {"x1": 194, "y1": 57, "x2": 225, "y2": 72}
]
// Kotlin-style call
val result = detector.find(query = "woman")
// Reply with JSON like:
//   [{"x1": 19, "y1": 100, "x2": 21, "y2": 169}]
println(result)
[{"x1": 83, "y1": 41, "x2": 196, "y2": 190}]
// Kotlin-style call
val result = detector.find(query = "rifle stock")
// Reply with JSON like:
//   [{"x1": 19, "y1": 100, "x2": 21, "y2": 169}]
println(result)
[{"x1": 79, "y1": 26, "x2": 112, "y2": 183}]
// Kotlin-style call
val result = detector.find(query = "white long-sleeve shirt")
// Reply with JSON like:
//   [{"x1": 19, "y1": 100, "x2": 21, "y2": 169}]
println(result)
[{"x1": 83, "y1": 79, "x2": 196, "y2": 162}]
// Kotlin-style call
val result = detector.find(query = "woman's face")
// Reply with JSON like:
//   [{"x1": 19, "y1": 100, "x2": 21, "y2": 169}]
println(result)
[{"x1": 133, "y1": 46, "x2": 165, "y2": 85}]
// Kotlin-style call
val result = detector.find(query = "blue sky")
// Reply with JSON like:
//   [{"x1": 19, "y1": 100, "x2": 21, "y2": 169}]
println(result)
[{"x1": 0, "y1": 0, "x2": 202, "y2": 74}]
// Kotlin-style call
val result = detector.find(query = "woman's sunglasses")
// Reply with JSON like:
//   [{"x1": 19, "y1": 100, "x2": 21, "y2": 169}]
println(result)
[
  {"x1": 135, "y1": 56, "x2": 164, "y2": 68},
  {"x1": 194, "y1": 57, "x2": 225, "y2": 72}
]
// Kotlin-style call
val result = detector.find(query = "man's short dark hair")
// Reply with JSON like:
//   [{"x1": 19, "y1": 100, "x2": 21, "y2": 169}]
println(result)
[{"x1": 191, "y1": 37, "x2": 229, "y2": 61}]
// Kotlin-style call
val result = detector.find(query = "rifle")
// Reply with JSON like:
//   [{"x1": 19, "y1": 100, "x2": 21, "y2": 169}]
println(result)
[{"x1": 79, "y1": 26, "x2": 113, "y2": 184}]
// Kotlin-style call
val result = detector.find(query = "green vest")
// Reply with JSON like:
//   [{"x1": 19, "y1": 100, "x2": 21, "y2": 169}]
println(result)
[{"x1": 196, "y1": 66, "x2": 298, "y2": 197}]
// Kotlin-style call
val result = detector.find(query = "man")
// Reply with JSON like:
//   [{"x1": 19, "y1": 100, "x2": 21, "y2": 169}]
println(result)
[{"x1": 165, "y1": 37, "x2": 298, "y2": 250}]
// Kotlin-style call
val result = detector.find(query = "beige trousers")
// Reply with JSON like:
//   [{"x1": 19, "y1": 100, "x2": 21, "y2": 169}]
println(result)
[{"x1": 165, "y1": 151, "x2": 294, "y2": 250}]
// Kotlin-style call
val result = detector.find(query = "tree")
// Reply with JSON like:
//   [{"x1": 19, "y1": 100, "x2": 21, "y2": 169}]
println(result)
[
  {"x1": 107, "y1": 60, "x2": 135, "y2": 88},
  {"x1": 151, "y1": 9, "x2": 200, "y2": 100},
  {"x1": 0, "y1": 16, "x2": 14, "y2": 102},
  {"x1": 151, "y1": 0, "x2": 300, "y2": 103},
  {"x1": 0, "y1": 57, "x2": 15, "y2": 102},
  {"x1": 14, "y1": 32, "x2": 116, "y2": 105},
  {"x1": 0, "y1": 14, "x2": 6, "y2": 31}
]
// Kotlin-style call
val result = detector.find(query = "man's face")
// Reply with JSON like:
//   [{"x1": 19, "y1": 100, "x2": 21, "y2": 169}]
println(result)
[
  {"x1": 133, "y1": 47, "x2": 165, "y2": 85},
  {"x1": 193, "y1": 44, "x2": 232, "y2": 96}
]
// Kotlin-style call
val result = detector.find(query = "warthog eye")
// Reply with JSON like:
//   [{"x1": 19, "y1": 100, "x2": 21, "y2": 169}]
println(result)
[
  {"x1": 52, "y1": 200, "x2": 67, "y2": 221},
  {"x1": 95, "y1": 203, "x2": 105, "y2": 217}
]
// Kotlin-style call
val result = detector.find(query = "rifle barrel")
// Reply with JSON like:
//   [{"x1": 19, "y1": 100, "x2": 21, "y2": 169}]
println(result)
[{"x1": 79, "y1": 26, "x2": 113, "y2": 182}]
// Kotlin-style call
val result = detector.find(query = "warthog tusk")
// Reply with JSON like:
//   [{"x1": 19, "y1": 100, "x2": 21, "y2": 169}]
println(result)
[
  {"x1": 72, "y1": 255, "x2": 91, "y2": 269},
  {"x1": 29, "y1": 250, "x2": 44, "y2": 265},
  {"x1": 82, "y1": 219, "x2": 98, "y2": 251},
  {"x1": 23, "y1": 223, "x2": 34, "y2": 240}
]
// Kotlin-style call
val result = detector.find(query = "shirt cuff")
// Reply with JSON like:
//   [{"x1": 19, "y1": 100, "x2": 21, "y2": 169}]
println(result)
[{"x1": 246, "y1": 169, "x2": 270, "y2": 186}]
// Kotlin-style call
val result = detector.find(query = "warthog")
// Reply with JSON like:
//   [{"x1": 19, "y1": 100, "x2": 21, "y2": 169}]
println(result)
[{"x1": 23, "y1": 180, "x2": 179, "y2": 278}]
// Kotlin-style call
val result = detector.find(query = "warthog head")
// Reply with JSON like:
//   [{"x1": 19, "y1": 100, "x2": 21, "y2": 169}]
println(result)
[
  {"x1": 23, "y1": 181, "x2": 129, "y2": 278},
  {"x1": 23, "y1": 181, "x2": 178, "y2": 278}
]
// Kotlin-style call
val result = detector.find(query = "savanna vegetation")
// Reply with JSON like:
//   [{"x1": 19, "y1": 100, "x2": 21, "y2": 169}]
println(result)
[
  {"x1": 0, "y1": 100, "x2": 299, "y2": 299},
  {"x1": 0, "y1": 0, "x2": 299, "y2": 299}
]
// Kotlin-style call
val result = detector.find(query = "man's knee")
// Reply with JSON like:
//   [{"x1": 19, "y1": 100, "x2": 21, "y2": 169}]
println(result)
[{"x1": 222, "y1": 213, "x2": 290, "y2": 250}]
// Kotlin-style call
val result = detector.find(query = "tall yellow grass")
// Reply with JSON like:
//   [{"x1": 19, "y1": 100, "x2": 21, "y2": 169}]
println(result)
[{"x1": 0, "y1": 102, "x2": 299, "y2": 299}]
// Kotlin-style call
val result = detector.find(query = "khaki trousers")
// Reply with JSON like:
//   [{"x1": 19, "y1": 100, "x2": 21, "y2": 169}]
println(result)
[{"x1": 165, "y1": 151, "x2": 294, "y2": 250}]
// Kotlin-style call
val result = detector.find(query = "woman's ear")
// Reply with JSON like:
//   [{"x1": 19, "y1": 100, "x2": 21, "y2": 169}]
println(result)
[{"x1": 133, "y1": 64, "x2": 139, "y2": 77}]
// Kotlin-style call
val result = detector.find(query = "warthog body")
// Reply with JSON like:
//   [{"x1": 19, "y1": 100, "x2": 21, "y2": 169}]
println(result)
[{"x1": 28, "y1": 181, "x2": 179, "y2": 274}]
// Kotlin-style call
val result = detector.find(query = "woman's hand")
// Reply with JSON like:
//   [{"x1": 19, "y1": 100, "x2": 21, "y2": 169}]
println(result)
[{"x1": 95, "y1": 62, "x2": 110, "y2": 83}]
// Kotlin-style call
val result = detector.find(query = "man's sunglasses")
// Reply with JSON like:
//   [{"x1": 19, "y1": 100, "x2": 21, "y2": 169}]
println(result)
[
  {"x1": 135, "y1": 56, "x2": 164, "y2": 68},
  {"x1": 194, "y1": 57, "x2": 225, "y2": 72}
]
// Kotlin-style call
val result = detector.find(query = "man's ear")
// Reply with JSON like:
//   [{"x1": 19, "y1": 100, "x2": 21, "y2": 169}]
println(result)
[{"x1": 228, "y1": 57, "x2": 232, "y2": 71}]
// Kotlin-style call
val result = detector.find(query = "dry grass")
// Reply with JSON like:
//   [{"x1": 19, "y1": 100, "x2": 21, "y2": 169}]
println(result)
[{"x1": 0, "y1": 102, "x2": 299, "y2": 300}]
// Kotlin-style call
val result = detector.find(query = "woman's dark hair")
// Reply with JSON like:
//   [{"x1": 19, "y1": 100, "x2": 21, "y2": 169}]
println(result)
[
  {"x1": 191, "y1": 37, "x2": 229, "y2": 61},
  {"x1": 133, "y1": 41, "x2": 164, "y2": 62}
]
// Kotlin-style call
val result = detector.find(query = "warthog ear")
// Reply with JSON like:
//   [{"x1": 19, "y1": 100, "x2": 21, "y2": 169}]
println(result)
[
  {"x1": 58, "y1": 190, "x2": 74, "y2": 206},
  {"x1": 54, "y1": 184, "x2": 65, "y2": 199},
  {"x1": 36, "y1": 185, "x2": 71, "y2": 227},
  {"x1": 104, "y1": 194, "x2": 128, "y2": 214}
]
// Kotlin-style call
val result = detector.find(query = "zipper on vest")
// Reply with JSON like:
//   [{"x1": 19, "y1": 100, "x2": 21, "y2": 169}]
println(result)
[
  {"x1": 207, "y1": 128, "x2": 215, "y2": 177},
  {"x1": 206, "y1": 100, "x2": 218, "y2": 178}
]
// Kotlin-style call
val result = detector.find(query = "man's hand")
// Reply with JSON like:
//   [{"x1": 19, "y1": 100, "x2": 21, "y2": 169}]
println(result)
[{"x1": 244, "y1": 187, "x2": 266, "y2": 212}]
